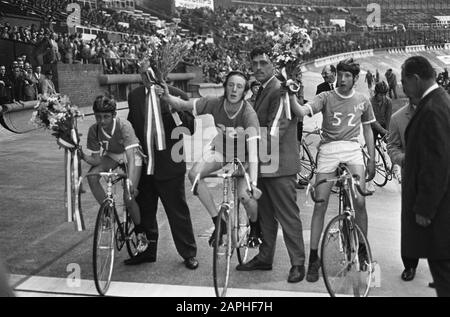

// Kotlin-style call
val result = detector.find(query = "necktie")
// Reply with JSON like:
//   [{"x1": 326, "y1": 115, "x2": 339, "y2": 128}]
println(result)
[
  {"x1": 330, "y1": 83, "x2": 334, "y2": 90},
  {"x1": 255, "y1": 86, "x2": 263, "y2": 102}
]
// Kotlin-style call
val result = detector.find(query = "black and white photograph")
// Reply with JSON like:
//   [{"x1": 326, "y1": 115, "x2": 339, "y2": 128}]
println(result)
[{"x1": 1, "y1": 0, "x2": 450, "y2": 300}]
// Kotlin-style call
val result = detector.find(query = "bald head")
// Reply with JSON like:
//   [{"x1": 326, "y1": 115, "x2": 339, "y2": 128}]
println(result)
[{"x1": 322, "y1": 65, "x2": 337, "y2": 84}]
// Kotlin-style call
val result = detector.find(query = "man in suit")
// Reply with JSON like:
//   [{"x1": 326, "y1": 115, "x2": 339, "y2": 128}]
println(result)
[
  {"x1": 124, "y1": 65, "x2": 199, "y2": 270},
  {"x1": 236, "y1": 46, "x2": 306, "y2": 283},
  {"x1": 401, "y1": 56, "x2": 450, "y2": 296},
  {"x1": 316, "y1": 65, "x2": 336, "y2": 95},
  {"x1": 0, "y1": 65, "x2": 12, "y2": 104},
  {"x1": 41, "y1": 69, "x2": 57, "y2": 97},
  {"x1": 33, "y1": 66, "x2": 45, "y2": 94},
  {"x1": 387, "y1": 98, "x2": 424, "y2": 283},
  {"x1": 385, "y1": 68, "x2": 398, "y2": 99},
  {"x1": 22, "y1": 63, "x2": 38, "y2": 101}
]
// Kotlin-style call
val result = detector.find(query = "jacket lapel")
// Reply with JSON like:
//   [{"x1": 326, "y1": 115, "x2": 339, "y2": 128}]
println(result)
[
  {"x1": 405, "y1": 87, "x2": 442, "y2": 145},
  {"x1": 255, "y1": 77, "x2": 275, "y2": 112}
]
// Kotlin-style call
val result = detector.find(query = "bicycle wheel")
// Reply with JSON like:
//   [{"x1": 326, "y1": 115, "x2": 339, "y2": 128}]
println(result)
[
  {"x1": 321, "y1": 215, "x2": 373, "y2": 297},
  {"x1": 124, "y1": 209, "x2": 139, "y2": 257},
  {"x1": 93, "y1": 201, "x2": 116, "y2": 296},
  {"x1": 236, "y1": 201, "x2": 259, "y2": 265},
  {"x1": 298, "y1": 143, "x2": 315, "y2": 182},
  {"x1": 213, "y1": 206, "x2": 232, "y2": 297},
  {"x1": 363, "y1": 145, "x2": 388, "y2": 187},
  {"x1": 373, "y1": 146, "x2": 388, "y2": 187}
]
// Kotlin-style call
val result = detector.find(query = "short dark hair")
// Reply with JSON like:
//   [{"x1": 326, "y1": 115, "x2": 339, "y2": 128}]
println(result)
[
  {"x1": 250, "y1": 46, "x2": 272, "y2": 61},
  {"x1": 402, "y1": 56, "x2": 436, "y2": 80}
]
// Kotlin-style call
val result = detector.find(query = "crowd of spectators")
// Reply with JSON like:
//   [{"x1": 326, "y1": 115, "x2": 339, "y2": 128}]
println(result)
[
  {"x1": 0, "y1": 56, "x2": 53, "y2": 104},
  {"x1": 3, "y1": 1, "x2": 450, "y2": 84}
]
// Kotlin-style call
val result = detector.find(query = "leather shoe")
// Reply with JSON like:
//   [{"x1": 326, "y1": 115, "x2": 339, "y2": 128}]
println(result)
[
  {"x1": 401, "y1": 268, "x2": 416, "y2": 281},
  {"x1": 236, "y1": 257, "x2": 272, "y2": 271},
  {"x1": 124, "y1": 248, "x2": 156, "y2": 266},
  {"x1": 287, "y1": 265, "x2": 305, "y2": 283},
  {"x1": 184, "y1": 257, "x2": 199, "y2": 270},
  {"x1": 429, "y1": 282, "x2": 436, "y2": 288}
]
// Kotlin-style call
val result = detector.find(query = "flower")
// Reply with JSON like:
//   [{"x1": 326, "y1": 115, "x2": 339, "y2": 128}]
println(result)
[
  {"x1": 139, "y1": 25, "x2": 193, "y2": 83},
  {"x1": 31, "y1": 94, "x2": 82, "y2": 149},
  {"x1": 271, "y1": 24, "x2": 313, "y2": 80}
]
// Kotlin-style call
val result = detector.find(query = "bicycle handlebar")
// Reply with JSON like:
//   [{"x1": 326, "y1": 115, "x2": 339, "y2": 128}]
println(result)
[
  {"x1": 191, "y1": 165, "x2": 261, "y2": 200},
  {"x1": 307, "y1": 173, "x2": 372, "y2": 204},
  {"x1": 85, "y1": 172, "x2": 128, "y2": 179}
]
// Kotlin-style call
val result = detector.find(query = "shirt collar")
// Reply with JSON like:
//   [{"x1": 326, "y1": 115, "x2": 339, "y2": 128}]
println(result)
[
  {"x1": 421, "y1": 83, "x2": 439, "y2": 100},
  {"x1": 261, "y1": 76, "x2": 275, "y2": 88},
  {"x1": 335, "y1": 88, "x2": 355, "y2": 99}
]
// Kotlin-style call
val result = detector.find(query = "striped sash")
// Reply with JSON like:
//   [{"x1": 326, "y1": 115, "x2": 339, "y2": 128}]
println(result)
[{"x1": 144, "y1": 86, "x2": 166, "y2": 175}]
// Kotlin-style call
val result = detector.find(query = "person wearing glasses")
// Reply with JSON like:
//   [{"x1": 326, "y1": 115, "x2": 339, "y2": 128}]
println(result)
[{"x1": 316, "y1": 65, "x2": 337, "y2": 95}]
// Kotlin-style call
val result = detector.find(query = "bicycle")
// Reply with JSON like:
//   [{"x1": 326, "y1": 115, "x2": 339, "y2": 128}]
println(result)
[
  {"x1": 298, "y1": 128, "x2": 322, "y2": 183},
  {"x1": 192, "y1": 158, "x2": 260, "y2": 297},
  {"x1": 362, "y1": 135, "x2": 393, "y2": 187},
  {"x1": 308, "y1": 163, "x2": 375, "y2": 297},
  {"x1": 83, "y1": 168, "x2": 139, "y2": 296}
]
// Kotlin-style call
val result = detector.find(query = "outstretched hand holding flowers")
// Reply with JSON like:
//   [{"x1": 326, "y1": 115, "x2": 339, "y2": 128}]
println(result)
[
  {"x1": 269, "y1": 24, "x2": 312, "y2": 134},
  {"x1": 31, "y1": 94, "x2": 82, "y2": 149}
]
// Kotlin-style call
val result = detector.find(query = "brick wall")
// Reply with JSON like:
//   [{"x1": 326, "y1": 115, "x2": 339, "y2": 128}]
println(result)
[{"x1": 56, "y1": 64, "x2": 106, "y2": 110}]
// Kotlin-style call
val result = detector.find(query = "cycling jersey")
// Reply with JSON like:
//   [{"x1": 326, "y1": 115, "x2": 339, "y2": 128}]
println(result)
[
  {"x1": 87, "y1": 118, "x2": 140, "y2": 155},
  {"x1": 193, "y1": 96, "x2": 260, "y2": 160},
  {"x1": 306, "y1": 89, "x2": 376, "y2": 144}
]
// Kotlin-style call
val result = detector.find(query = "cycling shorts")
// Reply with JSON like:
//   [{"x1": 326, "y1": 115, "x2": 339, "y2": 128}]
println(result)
[{"x1": 317, "y1": 141, "x2": 364, "y2": 174}]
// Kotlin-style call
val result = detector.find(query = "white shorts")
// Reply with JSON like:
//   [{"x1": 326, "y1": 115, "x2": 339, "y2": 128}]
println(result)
[{"x1": 317, "y1": 141, "x2": 364, "y2": 174}]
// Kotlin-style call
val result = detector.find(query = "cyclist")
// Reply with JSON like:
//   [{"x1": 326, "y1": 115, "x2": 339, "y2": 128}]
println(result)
[
  {"x1": 290, "y1": 58, "x2": 376, "y2": 282},
  {"x1": 81, "y1": 95, "x2": 148, "y2": 252},
  {"x1": 160, "y1": 70, "x2": 262, "y2": 247},
  {"x1": 371, "y1": 81, "x2": 392, "y2": 140}
]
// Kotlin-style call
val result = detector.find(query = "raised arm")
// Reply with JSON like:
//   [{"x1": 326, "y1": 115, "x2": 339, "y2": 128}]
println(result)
[{"x1": 159, "y1": 84, "x2": 195, "y2": 112}]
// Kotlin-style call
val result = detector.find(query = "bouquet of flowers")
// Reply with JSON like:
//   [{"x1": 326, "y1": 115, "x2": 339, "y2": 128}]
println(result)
[
  {"x1": 140, "y1": 25, "x2": 193, "y2": 84},
  {"x1": 272, "y1": 24, "x2": 313, "y2": 82},
  {"x1": 31, "y1": 94, "x2": 82, "y2": 149},
  {"x1": 270, "y1": 25, "x2": 312, "y2": 134}
]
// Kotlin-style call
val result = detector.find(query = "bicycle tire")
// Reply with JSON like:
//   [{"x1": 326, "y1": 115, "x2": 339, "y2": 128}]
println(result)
[
  {"x1": 124, "y1": 209, "x2": 138, "y2": 258},
  {"x1": 298, "y1": 142, "x2": 315, "y2": 182},
  {"x1": 213, "y1": 206, "x2": 232, "y2": 297},
  {"x1": 236, "y1": 202, "x2": 259, "y2": 265},
  {"x1": 372, "y1": 146, "x2": 389, "y2": 187},
  {"x1": 93, "y1": 201, "x2": 116, "y2": 296},
  {"x1": 363, "y1": 145, "x2": 389, "y2": 187},
  {"x1": 321, "y1": 214, "x2": 373, "y2": 297}
]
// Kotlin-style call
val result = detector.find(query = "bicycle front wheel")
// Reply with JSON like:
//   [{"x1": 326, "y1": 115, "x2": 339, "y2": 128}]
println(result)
[
  {"x1": 236, "y1": 201, "x2": 259, "y2": 265},
  {"x1": 93, "y1": 201, "x2": 116, "y2": 296},
  {"x1": 373, "y1": 146, "x2": 388, "y2": 187},
  {"x1": 298, "y1": 143, "x2": 315, "y2": 182},
  {"x1": 213, "y1": 206, "x2": 232, "y2": 297},
  {"x1": 321, "y1": 215, "x2": 373, "y2": 297}
]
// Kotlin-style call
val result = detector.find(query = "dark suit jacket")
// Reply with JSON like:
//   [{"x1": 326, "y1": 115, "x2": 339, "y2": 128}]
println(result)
[
  {"x1": 254, "y1": 76, "x2": 300, "y2": 177},
  {"x1": 127, "y1": 85, "x2": 194, "y2": 181},
  {"x1": 316, "y1": 81, "x2": 333, "y2": 95},
  {"x1": 402, "y1": 87, "x2": 450, "y2": 259}
]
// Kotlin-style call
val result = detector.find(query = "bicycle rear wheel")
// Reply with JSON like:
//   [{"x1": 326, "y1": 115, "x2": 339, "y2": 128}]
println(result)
[
  {"x1": 298, "y1": 143, "x2": 315, "y2": 182},
  {"x1": 213, "y1": 206, "x2": 232, "y2": 297},
  {"x1": 125, "y1": 209, "x2": 139, "y2": 257},
  {"x1": 93, "y1": 201, "x2": 116, "y2": 296},
  {"x1": 321, "y1": 215, "x2": 373, "y2": 297}
]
